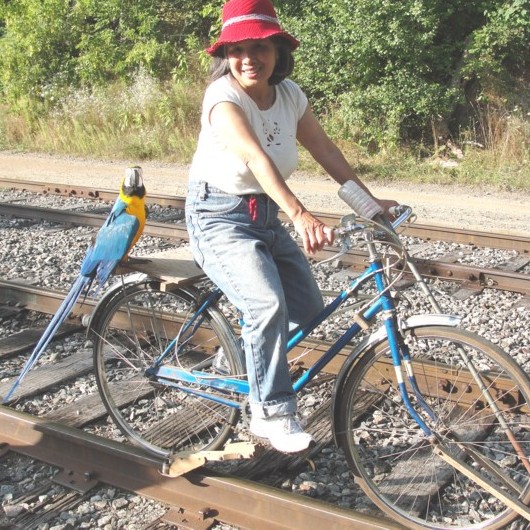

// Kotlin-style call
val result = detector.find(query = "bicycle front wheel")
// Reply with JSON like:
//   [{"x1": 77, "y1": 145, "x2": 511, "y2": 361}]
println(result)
[
  {"x1": 92, "y1": 280, "x2": 244, "y2": 458},
  {"x1": 336, "y1": 325, "x2": 530, "y2": 529}
]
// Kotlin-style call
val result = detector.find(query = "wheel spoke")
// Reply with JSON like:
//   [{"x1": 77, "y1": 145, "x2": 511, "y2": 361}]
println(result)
[{"x1": 92, "y1": 282, "x2": 243, "y2": 457}]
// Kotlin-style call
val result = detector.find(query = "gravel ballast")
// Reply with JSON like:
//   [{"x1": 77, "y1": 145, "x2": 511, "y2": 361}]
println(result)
[{"x1": 0, "y1": 180, "x2": 529, "y2": 529}]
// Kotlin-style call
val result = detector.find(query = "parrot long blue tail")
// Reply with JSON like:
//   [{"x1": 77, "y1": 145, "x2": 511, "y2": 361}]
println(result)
[{"x1": 2, "y1": 275, "x2": 91, "y2": 403}]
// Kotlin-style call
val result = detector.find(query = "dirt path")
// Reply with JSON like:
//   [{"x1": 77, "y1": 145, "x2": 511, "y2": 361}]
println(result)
[{"x1": 0, "y1": 150, "x2": 528, "y2": 235}]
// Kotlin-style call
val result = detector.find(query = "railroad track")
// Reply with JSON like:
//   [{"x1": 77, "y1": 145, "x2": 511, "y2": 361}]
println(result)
[
  {"x1": 1, "y1": 178, "x2": 529, "y2": 529},
  {"x1": 1, "y1": 177, "x2": 528, "y2": 253},
  {"x1": 0, "y1": 179, "x2": 529, "y2": 297},
  {"x1": 0, "y1": 279, "x2": 404, "y2": 529}
]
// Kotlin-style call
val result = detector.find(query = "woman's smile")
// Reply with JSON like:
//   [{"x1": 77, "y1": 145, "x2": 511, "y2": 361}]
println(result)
[{"x1": 227, "y1": 39, "x2": 277, "y2": 94}]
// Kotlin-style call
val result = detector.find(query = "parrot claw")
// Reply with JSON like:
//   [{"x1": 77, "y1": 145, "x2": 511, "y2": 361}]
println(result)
[{"x1": 124, "y1": 257, "x2": 151, "y2": 265}]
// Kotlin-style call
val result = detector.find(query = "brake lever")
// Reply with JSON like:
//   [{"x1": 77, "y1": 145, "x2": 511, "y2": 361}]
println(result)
[{"x1": 318, "y1": 237, "x2": 352, "y2": 266}]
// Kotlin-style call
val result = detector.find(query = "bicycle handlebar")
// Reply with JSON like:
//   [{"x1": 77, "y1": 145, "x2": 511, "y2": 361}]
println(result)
[{"x1": 334, "y1": 204, "x2": 412, "y2": 238}]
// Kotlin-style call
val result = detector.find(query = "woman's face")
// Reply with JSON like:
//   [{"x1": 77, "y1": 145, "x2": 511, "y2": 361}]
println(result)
[{"x1": 225, "y1": 38, "x2": 277, "y2": 91}]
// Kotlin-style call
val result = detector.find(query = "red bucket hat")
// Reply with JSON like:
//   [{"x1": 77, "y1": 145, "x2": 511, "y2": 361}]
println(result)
[{"x1": 206, "y1": 0, "x2": 300, "y2": 57}]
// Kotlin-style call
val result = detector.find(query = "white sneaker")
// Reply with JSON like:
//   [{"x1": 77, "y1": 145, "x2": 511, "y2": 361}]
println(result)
[
  {"x1": 250, "y1": 413, "x2": 314, "y2": 453},
  {"x1": 212, "y1": 339, "x2": 245, "y2": 375}
]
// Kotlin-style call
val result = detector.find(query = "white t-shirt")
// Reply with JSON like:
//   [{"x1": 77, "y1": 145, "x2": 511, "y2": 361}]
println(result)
[{"x1": 189, "y1": 74, "x2": 308, "y2": 195}]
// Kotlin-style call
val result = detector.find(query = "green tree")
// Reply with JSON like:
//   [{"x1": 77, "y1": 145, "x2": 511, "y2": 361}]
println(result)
[
  {"x1": 0, "y1": 0, "x2": 186, "y2": 104},
  {"x1": 0, "y1": 0, "x2": 76, "y2": 103},
  {"x1": 278, "y1": 0, "x2": 529, "y2": 146},
  {"x1": 279, "y1": 0, "x2": 501, "y2": 146}
]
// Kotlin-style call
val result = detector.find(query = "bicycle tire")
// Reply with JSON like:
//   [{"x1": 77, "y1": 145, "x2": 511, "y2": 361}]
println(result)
[
  {"x1": 336, "y1": 325, "x2": 530, "y2": 529},
  {"x1": 92, "y1": 280, "x2": 244, "y2": 458}
]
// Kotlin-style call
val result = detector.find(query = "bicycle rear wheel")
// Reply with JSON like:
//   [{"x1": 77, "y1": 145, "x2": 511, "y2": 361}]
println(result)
[
  {"x1": 92, "y1": 280, "x2": 244, "y2": 458},
  {"x1": 336, "y1": 325, "x2": 530, "y2": 529}
]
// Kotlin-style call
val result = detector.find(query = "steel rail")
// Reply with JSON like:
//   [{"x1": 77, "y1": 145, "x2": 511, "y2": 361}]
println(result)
[
  {"x1": 0, "y1": 279, "x2": 349, "y2": 377},
  {"x1": 1, "y1": 177, "x2": 529, "y2": 253},
  {"x1": 0, "y1": 202, "x2": 182, "y2": 240},
  {"x1": 0, "y1": 406, "x2": 404, "y2": 530},
  {"x1": 1, "y1": 202, "x2": 529, "y2": 295},
  {"x1": 0, "y1": 279, "x2": 99, "y2": 317},
  {"x1": 0, "y1": 177, "x2": 182, "y2": 208},
  {"x1": 1, "y1": 279, "x2": 525, "y2": 410}
]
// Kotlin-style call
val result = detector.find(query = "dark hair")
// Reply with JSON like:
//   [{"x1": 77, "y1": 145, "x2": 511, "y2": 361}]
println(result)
[{"x1": 209, "y1": 37, "x2": 295, "y2": 85}]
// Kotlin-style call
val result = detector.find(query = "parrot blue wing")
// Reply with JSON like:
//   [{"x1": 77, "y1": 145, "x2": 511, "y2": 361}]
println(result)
[
  {"x1": 2, "y1": 167, "x2": 147, "y2": 403},
  {"x1": 81, "y1": 210, "x2": 140, "y2": 287}
]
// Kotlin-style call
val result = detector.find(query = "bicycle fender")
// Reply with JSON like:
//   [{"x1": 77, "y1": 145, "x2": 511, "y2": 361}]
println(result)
[
  {"x1": 86, "y1": 272, "x2": 150, "y2": 334},
  {"x1": 331, "y1": 313, "x2": 461, "y2": 445}
]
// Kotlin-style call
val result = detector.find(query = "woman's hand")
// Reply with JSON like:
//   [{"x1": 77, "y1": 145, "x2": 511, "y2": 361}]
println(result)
[
  {"x1": 292, "y1": 210, "x2": 335, "y2": 254},
  {"x1": 377, "y1": 198, "x2": 400, "y2": 219}
]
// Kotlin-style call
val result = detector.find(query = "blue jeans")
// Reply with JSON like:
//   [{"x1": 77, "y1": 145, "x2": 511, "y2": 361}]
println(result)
[{"x1": 185, "y1": 181, "x2": 324, "y2": 419}]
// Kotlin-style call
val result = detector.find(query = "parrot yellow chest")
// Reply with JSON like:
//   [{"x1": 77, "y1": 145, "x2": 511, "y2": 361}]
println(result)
[{"x1": 120, "y1": 193, "x2": 147, "y2": 254}]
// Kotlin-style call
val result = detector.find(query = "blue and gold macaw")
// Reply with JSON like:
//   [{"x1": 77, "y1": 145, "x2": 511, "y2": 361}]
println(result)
[{"x1": 3, "y1": 167, "x2": 147, "y2": 402}]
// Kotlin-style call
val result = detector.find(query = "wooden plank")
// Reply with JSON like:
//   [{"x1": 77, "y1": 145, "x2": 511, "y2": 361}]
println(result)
[
  {"x1": 117, "y1": 247, "x2": 205, "y2": 288},
  {"x1": 0, "y1": 350, "x2": 93, "y2": 403},
  {"x1": 44, "y1": 391, "x2": 109, "y2": 428},
  {"x1": 499, "y1": 255, "x2": 530, "y2": 273},
  {"x1": 377, "y1": 408, "x2": 492, "y2": 516},
  {"x1": 45, "y1": 379, "x2": 239, "y2": 450},
  {"x1": 42, "y1": 379, "x2": 152, "y2": 428},
  {"x1": 0, "y1": 323, "x2": 82, "y2": 360},
  {"x1": 0, "y1": 304, "x2": 24, "y2": 319}
]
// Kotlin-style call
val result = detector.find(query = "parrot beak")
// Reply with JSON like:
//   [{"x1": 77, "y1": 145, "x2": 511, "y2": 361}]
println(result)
[{"x1": 122, "y1": 166, "x2": 146, "y2": 197}]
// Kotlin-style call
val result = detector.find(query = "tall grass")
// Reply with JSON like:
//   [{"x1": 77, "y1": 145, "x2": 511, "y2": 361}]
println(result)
[
  {"x1": 0, "y1": 71, "x2": 528, "y2": 191},
  {"x1": 298, "y1": 101, "x2": 530, "y2": 191},
  {"x1": 0, "y1": 70, "x2": 204, "y2": 163},
  {"x1": 456, "y1": 104, "x2": 530, "y2": 190}
]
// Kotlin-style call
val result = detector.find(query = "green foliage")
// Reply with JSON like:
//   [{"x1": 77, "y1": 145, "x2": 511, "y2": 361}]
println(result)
[
  {"x1": 0, "y1": 0, "x2": 75, "y2": 104},
  {"x1": 463, "y1": 0, "x2": 530, "y2": 99},
  {"x1": 0, "y1": 0, "x2": 214, "y2": 106},
  {"x1": 0, "y1": 0, "x2": 528, "y2": 154},
  {"x1": 280, "y1": 0, "x2": 499, "y2": 146}
]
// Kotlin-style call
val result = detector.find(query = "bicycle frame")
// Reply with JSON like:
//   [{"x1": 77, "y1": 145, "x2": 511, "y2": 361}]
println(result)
[{"x1": 145, "y1": 220, "x2": 435, "y2": 435}]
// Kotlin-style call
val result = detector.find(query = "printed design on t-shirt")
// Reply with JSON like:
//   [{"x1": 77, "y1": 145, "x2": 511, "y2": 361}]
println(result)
[{"x1": 262, "y1": 119, "x2": 281, "y2": 147}]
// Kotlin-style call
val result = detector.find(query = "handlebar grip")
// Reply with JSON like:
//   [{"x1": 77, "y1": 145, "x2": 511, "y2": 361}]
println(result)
[{"x1": 338, "y1": 181, "x2": 383, "y2": 219}]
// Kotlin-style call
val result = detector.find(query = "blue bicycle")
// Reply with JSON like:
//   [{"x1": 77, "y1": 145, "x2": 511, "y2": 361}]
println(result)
[{"x1": 89, "y1": 203, "x2": 530, "y2": 529}]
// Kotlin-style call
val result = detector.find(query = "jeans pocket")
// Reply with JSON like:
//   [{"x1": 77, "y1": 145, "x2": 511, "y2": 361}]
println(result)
[{"x1": 194, "y1": 191, "x2": 245, "y2": 218}]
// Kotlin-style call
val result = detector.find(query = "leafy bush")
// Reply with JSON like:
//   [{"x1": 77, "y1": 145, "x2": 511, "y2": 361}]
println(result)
[
  {"x1": 0, "y1": 0, "x2": 528, "y2": 153},
  {"x1": 279, "y1": 0, "x2": 497, "y2": 146},
  {"x1": 0, "y1": 0, "x2": 207, "y2": 106}
]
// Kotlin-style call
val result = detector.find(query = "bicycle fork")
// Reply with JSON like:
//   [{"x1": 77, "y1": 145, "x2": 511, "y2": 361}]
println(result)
[
  {"x1": 369, "y1": 243, "x2": 437, "y2": 435},
  {"x1": 386, "y1": 254, "x2": 530, "y2": 519},
  {"x1": 384, "y1": 311, "x2": 530, "y2": 521}
]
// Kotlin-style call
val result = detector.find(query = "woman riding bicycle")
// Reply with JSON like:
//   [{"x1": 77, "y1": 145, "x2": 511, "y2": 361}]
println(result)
[{"x1": 185, "y1": 0, "x2": 397, "y2": 453}]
